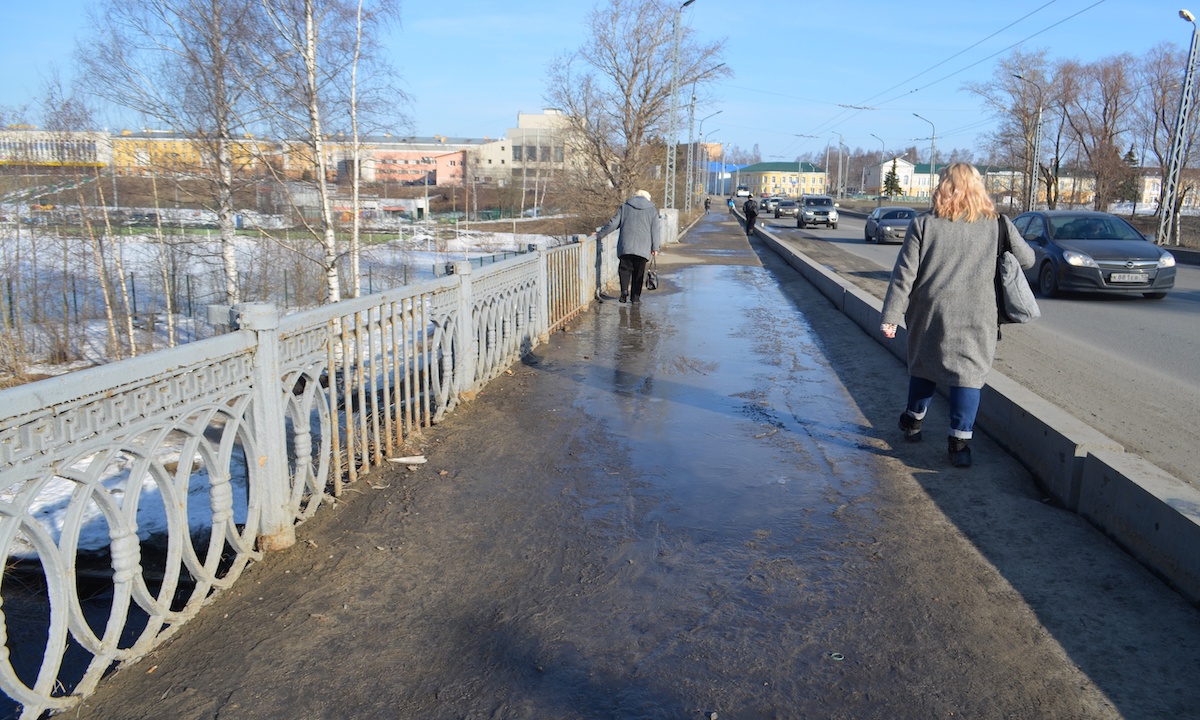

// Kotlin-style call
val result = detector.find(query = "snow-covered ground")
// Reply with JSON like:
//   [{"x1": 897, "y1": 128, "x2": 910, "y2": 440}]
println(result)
[{"x1": 3, "y1": 223, "x2": 569, "y2": 558}]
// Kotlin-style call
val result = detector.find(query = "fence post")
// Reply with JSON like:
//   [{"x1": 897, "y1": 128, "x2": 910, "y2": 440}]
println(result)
[
  {"x1": 594, "y1": 234, "x2": 612, "y2": 297},
  {"x1": 590, "y1": 236, "x2": 604, "y2": 297},
  {"x1": 231, "y1": 302, "x2": 295, "y2": 551},
  {"x1": 452, "y1": 261, "x2": 479, "y2": 401},
  {"x1": 529, "y1": 241, "x2": 550, "y2": 344},
  {"x1": 577, "y1": 236, "x2": 591, "y2": 310}
]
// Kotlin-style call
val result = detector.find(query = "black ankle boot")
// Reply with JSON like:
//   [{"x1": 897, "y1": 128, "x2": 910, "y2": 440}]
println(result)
[
  {"x1": 898, "y1": 412, "x2": 923, "y2": 442},
  {"x1": 948, "y1": 437, "x2": 972, "y2": 467}
]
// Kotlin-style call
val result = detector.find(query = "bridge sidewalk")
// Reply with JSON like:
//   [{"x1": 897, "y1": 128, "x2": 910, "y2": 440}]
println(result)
[{"x1": 67, "y1": 209, "x2": 1200, "y2": 720}]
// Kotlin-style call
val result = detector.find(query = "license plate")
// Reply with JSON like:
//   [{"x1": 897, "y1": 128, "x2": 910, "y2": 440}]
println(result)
[{"x1": 1110, "y1": 273, "x2": 1148, "y2": 283}]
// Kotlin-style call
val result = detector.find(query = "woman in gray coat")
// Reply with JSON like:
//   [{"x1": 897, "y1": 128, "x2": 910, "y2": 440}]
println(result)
[
  {"x1": 597, "y1": 189, "x2": 662, "y2": 303},
  {"x1": 880, "y1": 163, "x2": 1035, "y2": 467}
]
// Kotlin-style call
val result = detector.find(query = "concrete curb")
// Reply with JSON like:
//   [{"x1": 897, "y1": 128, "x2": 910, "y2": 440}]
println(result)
[
  {"x1": 1171, "y1": 246, "x2": 1200, "y2": 266},
  {"x1": 754, "y1": 222, "x2": 1200, "y2": 606}
]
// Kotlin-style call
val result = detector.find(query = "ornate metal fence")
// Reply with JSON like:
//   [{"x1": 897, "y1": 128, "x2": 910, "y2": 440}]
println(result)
[{"x1": 0, "y1": 235, "x2": 616, "y2": 719}]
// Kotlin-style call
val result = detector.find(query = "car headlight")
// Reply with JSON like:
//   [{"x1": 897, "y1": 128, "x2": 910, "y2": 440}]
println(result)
[
  {"x1": 1063, "y1": 250, "x2": 1098, "y2": 268},
  {"x1": 1159, "y1": 252, "x2": 1176, "y2": 268},
  {"x1": 829, "y1": 211, "x2": 839, "y2": 220}
]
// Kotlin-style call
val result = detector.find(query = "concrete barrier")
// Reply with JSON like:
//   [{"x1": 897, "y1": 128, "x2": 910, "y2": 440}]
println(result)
[
  {"x1": 756, "y1": 221, "x2": 1200, "y2": 607},
  {"x1": 1080, "y1": 449, "x2": 1200, "y2": 605},
  {"x1": 977, "y1": 372, "x2": 1123, "y2": 510}
]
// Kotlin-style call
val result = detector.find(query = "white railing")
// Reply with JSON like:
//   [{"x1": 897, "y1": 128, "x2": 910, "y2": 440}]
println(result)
[{"x1": 0, "y1": 234, "x2": 617, "y2": 719}]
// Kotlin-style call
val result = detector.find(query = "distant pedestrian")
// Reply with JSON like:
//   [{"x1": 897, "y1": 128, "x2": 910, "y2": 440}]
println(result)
[
  {"x1": 880, "y1": 163, "x2": 1035, "y2": 467},
  {"x1": 727, "y1": 196, "x2": 735, "y2": 211},
  {"x1": 597, "y1": 189, "x2": 662, "y2": 303},
  {"x1": 704, "y1": 197, "x2": 711, "y2": 213},
  {"x1": 743, "y1": 197, "x2": 759, "y2": 236}
]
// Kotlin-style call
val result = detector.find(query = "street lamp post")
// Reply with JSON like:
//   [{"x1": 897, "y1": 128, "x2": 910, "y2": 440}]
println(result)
[
  {"x1": 870, "y1": 133, "x2": 886, "y2": 207},
  {"x1": 1014, "y1": 73, "x2": 1045, "y2": 212},
  {"x1": 700, "y1": 129, "x2": 719, "y2": 196},
  {"x1": 719, "y1": 144, "x2": 726, "y2": 196},
  {"x1": 832, "y1": 133, "x2": 844, "y2": 199},
  {"x1": 663, "y1": 0, "x2": 695, "y2": 210},
  {"x1": 827, "y1": 134, "x2": 845, "y2": 199},
  {"x1": 913, "y1": 113, "x2": 937, "y2": 206},
  {"x1": 824, "y1": 143, "x2": 830, "y2": 195},
  {"x1": 690, "y1": 110, "x2": 721, "y2": 211},
  {"x1": 1158, "y1": 9, "x2": 1200, "y2": 245}
]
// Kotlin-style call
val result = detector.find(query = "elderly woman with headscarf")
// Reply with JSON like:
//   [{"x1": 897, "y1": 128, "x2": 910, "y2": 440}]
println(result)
[
  {"x1": 597, "y1": 189, "x2": 662, "y2": 303},
  {"x1": 880, "y1": 163, "x2": 1035, "y2": 467}
]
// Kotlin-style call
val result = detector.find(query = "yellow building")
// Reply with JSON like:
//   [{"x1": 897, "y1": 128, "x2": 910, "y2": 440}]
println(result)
[
  {"x1": 734, "y1": 161, "x2": 826, "y2": 197},
  {"x1": 110, "y1": 130, "x2": 274, "y2": 176}
]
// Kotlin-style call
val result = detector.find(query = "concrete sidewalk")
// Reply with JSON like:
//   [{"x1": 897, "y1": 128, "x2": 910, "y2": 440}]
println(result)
[{"x1": 65, "y1": 210, "x2": 1200, "y2": 720}]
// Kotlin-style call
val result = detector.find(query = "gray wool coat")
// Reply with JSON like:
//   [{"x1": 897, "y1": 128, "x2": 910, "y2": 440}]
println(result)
[
  {"x1": 881, "y1": 213, "x2": 1035, "y2": 388},
  {"x1": 597, "y1": 195, "x2": 662, "y2": 259}
]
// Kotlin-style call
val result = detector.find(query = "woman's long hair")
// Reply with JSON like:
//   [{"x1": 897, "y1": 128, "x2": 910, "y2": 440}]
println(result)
[{"x1": 932, "y1": 162, "x2": 998, "y2": 222}]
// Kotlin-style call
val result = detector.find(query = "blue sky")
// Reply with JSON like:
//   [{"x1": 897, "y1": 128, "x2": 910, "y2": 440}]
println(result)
[{"x1": 0, "y1": 0, "x2": 1190, "y2": 161}]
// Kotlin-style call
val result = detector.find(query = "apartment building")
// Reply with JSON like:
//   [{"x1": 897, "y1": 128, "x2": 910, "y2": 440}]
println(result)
[{"x1": 0, "y1": 128, "x2": 112, "y2": 167}]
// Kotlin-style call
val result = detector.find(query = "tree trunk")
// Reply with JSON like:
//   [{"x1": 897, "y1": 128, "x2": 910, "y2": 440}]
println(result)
[{"x1": 349, "y1": 0, "x2": 364, "y2": 298}]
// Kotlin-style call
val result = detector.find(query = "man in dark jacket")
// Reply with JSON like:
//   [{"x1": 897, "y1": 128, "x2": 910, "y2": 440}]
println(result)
[
  {"x1": 743, "y1": 197, "x2": 759, "y2": 236},
  {"x1": 597, "y1": 189, "x2": 662, "y2": 303}
]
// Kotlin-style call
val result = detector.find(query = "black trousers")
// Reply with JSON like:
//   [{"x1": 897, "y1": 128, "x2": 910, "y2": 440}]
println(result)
[
  {"x1": 746, "y1": 213, "x2": 758, "y2": 235},
  {"x1": 618, "y1": 254, "x2": 649, "y2": 301}
]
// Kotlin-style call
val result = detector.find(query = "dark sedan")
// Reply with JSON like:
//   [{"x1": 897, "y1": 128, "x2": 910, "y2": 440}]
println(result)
[
  {"x1": 774, "y1": 200, "x2": 799, "y2": 218},
  {"x1": 864, "y1": 206, "x2": 918, "y2": 243},
  {"x1": 1011, "y1": 210, "x2": 1176, "y2": 299}
]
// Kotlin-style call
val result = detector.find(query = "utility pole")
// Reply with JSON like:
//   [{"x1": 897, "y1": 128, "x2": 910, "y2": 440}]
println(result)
[
  {"x1": 870, "y1": 133, "x2": 886, "y2": 207},
  {"x1": 684, "y1": 87, "x2": 697, "y2": 212},
  {"x1": 663, "y1": 0, "x2": 695, "y2": 209},
  {"x1": 1014, "y1": 73, "x2": 1045, "y2": 212},
  {"x1": 1158, "y1": 9, "x2": 1200, "y2": 245}
]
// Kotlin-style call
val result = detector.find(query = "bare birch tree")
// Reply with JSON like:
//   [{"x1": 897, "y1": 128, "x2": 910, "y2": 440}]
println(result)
[
  {"x1": 79, "y1": 0, "x2": 264, "y2": 307},
  {"x1": 254, "y1": 0, "x2": 398, "y2": 303},
  {"x1": 545, "y1": 0, "x2": 728, "y2": 224}
]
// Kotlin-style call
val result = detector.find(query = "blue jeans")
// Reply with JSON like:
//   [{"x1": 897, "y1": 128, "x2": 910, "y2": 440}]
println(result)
[{"x1": 905, "y1": 377, "x2": 981, "y2": 440}]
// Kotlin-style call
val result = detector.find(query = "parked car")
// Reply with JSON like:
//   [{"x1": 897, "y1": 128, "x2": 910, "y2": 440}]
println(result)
[
  {"x1": 123, "y1": 212, "x2": 159, "y2": 226},
  {"x1": 1010, "y1": 210, "x2": 1176, "y2": 299},
  {"x1": 798, "y1": 195, "x2": 839, "y2": 229},
  {"x1": 774, "y1": 200, "x2": 799, "y2": 218},
  {"x1": 864, "y1": 206, "x2": 918, "y2": 243}
]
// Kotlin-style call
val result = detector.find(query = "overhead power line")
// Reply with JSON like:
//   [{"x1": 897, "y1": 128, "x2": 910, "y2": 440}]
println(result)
[{"x1": 805, "y1": 0, "x2": 1108, "y2": 139}]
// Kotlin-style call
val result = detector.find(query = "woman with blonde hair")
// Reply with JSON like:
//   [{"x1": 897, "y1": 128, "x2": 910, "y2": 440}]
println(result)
[{"x1": 880, "y1": 162, "x2": 1035, "y2": 467}]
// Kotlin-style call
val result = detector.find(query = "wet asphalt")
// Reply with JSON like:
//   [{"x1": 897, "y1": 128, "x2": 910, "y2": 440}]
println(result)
[{"x1": 61, "y1": 210, "x2": 1200, "y2": 720}]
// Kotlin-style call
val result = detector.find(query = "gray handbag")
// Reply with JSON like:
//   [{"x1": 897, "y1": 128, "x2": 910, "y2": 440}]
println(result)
[{"x1": 996, "y1": 216, "x2": 1040, "y2": 324}]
